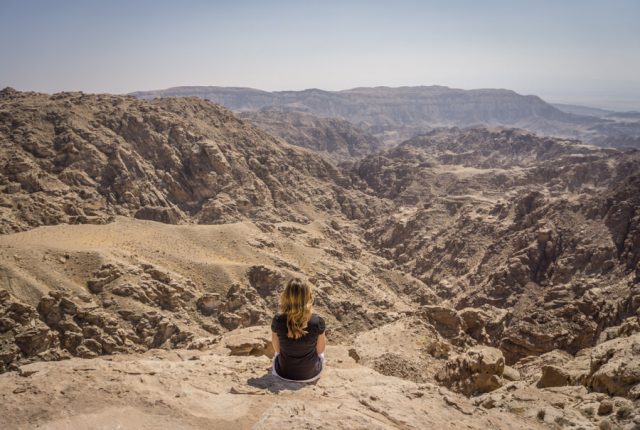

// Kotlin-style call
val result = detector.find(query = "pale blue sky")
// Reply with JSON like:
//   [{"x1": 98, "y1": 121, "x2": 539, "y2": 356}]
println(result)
[{"x1": 1, "y1": 0, "x2": 638, "y2": 109}]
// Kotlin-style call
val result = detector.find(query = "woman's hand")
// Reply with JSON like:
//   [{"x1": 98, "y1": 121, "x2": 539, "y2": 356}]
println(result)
[{"x1": 271, "y1": 331, "x2": 280, "y2": 353}]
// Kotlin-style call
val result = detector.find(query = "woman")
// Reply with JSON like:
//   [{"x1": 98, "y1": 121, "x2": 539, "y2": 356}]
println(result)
[{"x1": 271, "y1": 278, "x2": 326, "y2": 382}]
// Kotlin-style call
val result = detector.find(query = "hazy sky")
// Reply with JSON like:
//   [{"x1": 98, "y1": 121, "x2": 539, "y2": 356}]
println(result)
[{"x1": 1, "y1": 0, "x2": 639, "y2": 110}]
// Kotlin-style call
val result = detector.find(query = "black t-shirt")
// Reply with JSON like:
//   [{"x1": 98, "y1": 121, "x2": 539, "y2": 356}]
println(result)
[{"x1": 271, "y1": 313, "x2": 325, "y2": 380}]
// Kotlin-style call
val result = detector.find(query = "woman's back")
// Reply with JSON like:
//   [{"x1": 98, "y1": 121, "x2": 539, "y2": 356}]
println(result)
[{"x1": 271, "y1": 313, "x2": 325, "y2": 380}]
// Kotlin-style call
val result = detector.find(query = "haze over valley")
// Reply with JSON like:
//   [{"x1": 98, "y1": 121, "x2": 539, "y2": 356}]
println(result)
[{"x1": 131, "y1": 85, "x2": 640, "y2": 149}]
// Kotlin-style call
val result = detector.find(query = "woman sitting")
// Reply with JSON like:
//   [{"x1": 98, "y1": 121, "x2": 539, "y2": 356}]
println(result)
[{"x1": 271, "y1": 278, "x2": 326, "y2": 382}]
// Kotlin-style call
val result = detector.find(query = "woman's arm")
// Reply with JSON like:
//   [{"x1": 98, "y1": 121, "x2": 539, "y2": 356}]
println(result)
[
  {"x1": 271, "y1": 331, "x2": 280, "y2": 354},
  {"x1": 316, "y1": 333, "x2": 326, "y2": 354}
]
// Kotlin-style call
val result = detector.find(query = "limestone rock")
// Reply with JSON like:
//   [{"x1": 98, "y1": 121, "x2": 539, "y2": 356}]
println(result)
[
  {"x1": 503, "y1": 365, "x2": 521, "y2": 381},
  {"x1": 14, "y1": 323, "x2": 58, "y2": 356},
  {"x1": 538, "y1": 365, "x2": 572, "y2": 388}
]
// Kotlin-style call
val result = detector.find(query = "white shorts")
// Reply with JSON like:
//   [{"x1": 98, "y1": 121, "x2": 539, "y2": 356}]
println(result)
[{"x1": 271, "y1": 352, "x2": 325, "y2": 383}]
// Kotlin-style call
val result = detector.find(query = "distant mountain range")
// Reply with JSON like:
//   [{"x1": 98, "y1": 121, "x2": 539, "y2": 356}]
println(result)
[
  {"x1": 130, "y1": 85, "x2": 640, "y2": 149},
  {"x1": 552, "y1": 103, "x2": 640, "y2": 118}
]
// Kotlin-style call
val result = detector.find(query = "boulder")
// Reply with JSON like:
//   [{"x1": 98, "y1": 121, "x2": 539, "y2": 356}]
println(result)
[
  {"x1": 247, "y1": 265, "x2": 285, "y2": 298},
  {"x1": 421, "y1": 305, "x2": 464, "y2": 338},
  {"x1": 537, "y1": 365, "x2": 571, "y2": 388},
  {"x1": 533, "y1": 346, "x2": 590, "y2": 388},
  {"x1": 598, "y1": 400, "x2": 614, "y2": 416},
  {"x1": 502, "y1": 365, "x2": 521, "y2": 381},
  {"x1": 196, "y1": 293, "x2": 223, "y2": 316},
  {"x1": 37, "y1": 295, "x2": 64, "y2": 327},
  {"x1": 0, "y1": 317, "x2": 15, "y2": 334},
  {"x1": 0, "y1": 342, "x2": 19, "y2": 366},
  {"x1": 219, "y1": 312, "x2": 243, "y2": 330},
  {"x1": 87, "y1": 263, "x2": 122, "y2": 293},
  {"x1": 458, "y1": 305, "x2": 506, "y2": 343},
  {"x1": 134, "y1": 206, "x2": 184, "y2": 224},
  {"x1": 151, "y1": 319, "x2": 179, "y2": 348},
  {"x1": 441, "y1": 346, "x2": 505, "y2": 396},
  {"x1": 6, "y1": 301, "x2": 37, "y2": 324},
  {"x1": 14, "y1": 324, "x2": 58, "y2": 356},
  {"x1": 222, "y1": 326, "x2": 274, "y2": 358},
  {"x1": 588, "y1": 333, "x2": 640, "y2": 399}
]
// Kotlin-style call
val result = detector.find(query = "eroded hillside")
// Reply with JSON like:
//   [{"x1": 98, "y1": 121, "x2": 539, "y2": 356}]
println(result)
[
  {"x1": 239, "y1": 108, "x2": 384, "y2": 161},
  {"x1": 0, "y1": 87, "x2": 383, "y2": 233}
]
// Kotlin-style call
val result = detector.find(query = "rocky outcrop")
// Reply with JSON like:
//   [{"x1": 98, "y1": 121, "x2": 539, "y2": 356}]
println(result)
[
  {"x1": 220, "y1": 325, "x2": 274, "y2": 358},
  {"x1": 2, "y1": 88, "x2": 640, "y2": 428},
  {"x1": 458, "y1": 306, "x2": 507, "y2": 344},
  {"x1": 513, "y1": 327, "x2": 640, "y2": 402},
  {"x1": 420, "y1": 305, "x2": 465, "y2": 339},
  {"x1": 0, "y1": 288, "x2": 195, "y2": 371},
  {"x1": 88, "y1": 262, "x2": 197, "y2": 311},
  {"x1": 356, "y1": 128, "x2": 640, "y2": 366},
  {"x1": 0, "y1": 90, "x2": 385, "y2": 233},
  {"x1": 0, "y1": 344, "x2": 548, "y2": 430},
  {"x1": 440, "y1": 346, "x2": 505, "y2": 396},
  {"x1": 247, "y1": 265, "x2": 285, "y2": 299},
  {"x1": 0, "y1": 292, "x2": 55, "y2": 372},
  {"x1": 588, "y1": 333, "x2": 640, "y2": 398}
]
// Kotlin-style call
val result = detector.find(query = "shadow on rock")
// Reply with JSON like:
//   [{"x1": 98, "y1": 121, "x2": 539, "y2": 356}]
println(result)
[{"x1": 247, "y1": 372, "x2": 314, "y2": 393}]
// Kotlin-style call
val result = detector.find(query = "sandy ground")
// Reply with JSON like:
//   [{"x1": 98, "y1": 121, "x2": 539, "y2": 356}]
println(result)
[{"x1": 0, "y1": 216, "x2": 327, "y2": 302}]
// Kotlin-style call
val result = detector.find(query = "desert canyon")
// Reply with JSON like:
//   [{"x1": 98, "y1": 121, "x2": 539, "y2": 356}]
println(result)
[{"x1": 0, "y1": 86, "x2": 639, "y2": 429}]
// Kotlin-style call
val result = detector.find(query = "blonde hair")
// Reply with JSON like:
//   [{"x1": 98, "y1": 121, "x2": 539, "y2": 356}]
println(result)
[{"x1": 279, "y1": 278, "x2": 313, "y2": 339}]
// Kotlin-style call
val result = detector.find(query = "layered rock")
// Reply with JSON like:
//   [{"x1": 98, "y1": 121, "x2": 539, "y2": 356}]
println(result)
[
  {"x1": 588, "y1": 333, "x2": 640, "y2": 399},
  {"x1": 0, "y1": 289, "x2": 194, "y2": 371}
]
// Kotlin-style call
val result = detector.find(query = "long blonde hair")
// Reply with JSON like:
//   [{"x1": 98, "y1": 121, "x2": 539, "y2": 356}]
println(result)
[{"x1": 279, "y1": 278, "x2": 313, "y2": 339}]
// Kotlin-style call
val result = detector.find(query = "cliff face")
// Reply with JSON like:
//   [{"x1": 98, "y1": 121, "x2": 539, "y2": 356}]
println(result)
[{"x1": 1, "y1": 89, "x2": 639, "y2": 429}]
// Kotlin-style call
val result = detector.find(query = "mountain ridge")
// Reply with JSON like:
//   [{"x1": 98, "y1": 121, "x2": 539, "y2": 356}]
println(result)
[{"x1": 131, "y1": 84, "x2": 640, "y2": 149}]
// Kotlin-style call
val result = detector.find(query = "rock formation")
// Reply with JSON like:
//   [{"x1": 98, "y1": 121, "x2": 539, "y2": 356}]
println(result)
[
  {"x1": 0, "y1": 88, "x2": 383, "y2": 233},
  {"x1": 1, "y1": 88, "x2": 639, "y2": 429}
]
